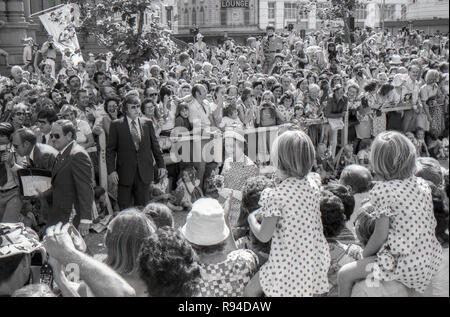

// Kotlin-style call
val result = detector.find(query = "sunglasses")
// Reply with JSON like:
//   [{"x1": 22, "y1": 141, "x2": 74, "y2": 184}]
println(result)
[
  {"x1": 50, "y1": 133, "x2": 61, "y2": 139},
  {"x1": 15, "y1": 112, "x2": 25, "y2": 116},
  {"x1": 149, "y1": 93, "x2": 158, "y2": 97}
]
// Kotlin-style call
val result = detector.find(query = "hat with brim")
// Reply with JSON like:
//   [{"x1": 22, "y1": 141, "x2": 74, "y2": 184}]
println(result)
[
  {"x1": 389, "y1": 55, "x2": 403, "y2": 65},
  {"x1": 0, "y1": 223, "x2": 41, "y2": 259},
  {"x1": 181, "y1": 198, "x2": 230, "y2": 246},
  {"x1": 196, "y1": 33, "x2": 204, "y2": 40}
]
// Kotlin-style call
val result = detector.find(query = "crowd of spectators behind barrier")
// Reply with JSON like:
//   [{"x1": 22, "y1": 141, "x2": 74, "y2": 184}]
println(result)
[{"x1": 0, "y1": 25, "x2": 448, "y2": 297}]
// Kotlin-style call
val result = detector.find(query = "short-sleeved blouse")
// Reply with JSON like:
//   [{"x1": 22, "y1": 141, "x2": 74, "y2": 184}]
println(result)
[
  {"x1": 369, "y1": 177, "x2": 443, "y2": 293},
  {"x1": 259, "y1": 175, "x2": 330, "y2": 297}
]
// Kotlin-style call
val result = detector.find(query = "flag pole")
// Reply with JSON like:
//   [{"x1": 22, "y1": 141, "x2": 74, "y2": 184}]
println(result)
[{"x1": 29, "y1": 3, "x2": 66, "y2": 18}]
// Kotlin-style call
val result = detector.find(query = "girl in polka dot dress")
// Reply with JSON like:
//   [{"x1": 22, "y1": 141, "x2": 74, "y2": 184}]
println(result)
[
  {"x1": 244, "y1": 130, "x2": 331, "y2": 297},
  {"x1": 337, "y1": 131, "x2": 443, "y2": 297}
]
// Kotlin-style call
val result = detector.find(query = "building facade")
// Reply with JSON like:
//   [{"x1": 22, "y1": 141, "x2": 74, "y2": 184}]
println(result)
[{"x1": 175, "y1": 0, "x2": 264, "y2": 43}]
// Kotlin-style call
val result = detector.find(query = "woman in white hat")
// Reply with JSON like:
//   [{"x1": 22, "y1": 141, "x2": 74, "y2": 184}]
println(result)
[
  {"x1": 181, "y1": 197, "x2": 258, "y2": 297},
  {"x1": 219, "y1": 129, "x2": 259, "y2": 229}
]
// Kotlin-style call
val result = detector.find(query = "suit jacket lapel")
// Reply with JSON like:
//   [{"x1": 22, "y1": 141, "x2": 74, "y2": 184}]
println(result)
[
  {"x1": 52, "y1": 142, "x2": 74, "y2": 179},
  {"x1": 123, "y1": 116, "x2": 136, "y2": 150}
]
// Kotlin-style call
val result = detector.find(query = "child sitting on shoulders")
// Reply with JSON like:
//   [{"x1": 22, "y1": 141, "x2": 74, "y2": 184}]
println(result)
[
  {"x1": 337, "y1": 131, "x2": 443, "y2": 297},
  {"x1": 244, "y1": 130, "x2": 330, "y2": 297}
]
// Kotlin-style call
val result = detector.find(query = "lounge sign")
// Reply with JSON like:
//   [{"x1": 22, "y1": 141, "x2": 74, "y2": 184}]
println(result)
[{"x1": 221, "y1": 0, "x2": 250, "y2": 8}]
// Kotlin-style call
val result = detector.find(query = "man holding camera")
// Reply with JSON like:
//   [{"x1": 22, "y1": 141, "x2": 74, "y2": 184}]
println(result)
[
  {"x1": 40, "y1": 36, "x2": 59, "y2": 78},
  {"x1": 0, "y1": 123, "x2": 24, "y2": 223}
]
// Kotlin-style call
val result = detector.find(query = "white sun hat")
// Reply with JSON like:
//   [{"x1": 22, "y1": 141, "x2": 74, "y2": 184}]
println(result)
[{"x1": 181, "y1": 198, "x2": 230, "y2": 246}]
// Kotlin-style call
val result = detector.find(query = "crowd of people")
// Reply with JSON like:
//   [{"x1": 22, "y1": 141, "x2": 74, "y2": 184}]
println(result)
[{"x1": 0, "y1": 25, "x2": 448, "y2": 297}]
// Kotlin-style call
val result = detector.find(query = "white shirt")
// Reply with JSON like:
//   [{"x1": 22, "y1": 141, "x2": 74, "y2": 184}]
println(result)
[
  {"x1": 127, "y1": 116, "x2": 142, "y2": 139},
  {"x1": 188, "y1": 98, "x2": 211, "y2": 128}
]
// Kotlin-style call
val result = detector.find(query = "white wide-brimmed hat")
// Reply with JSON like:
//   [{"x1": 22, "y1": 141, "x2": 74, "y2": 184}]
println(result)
[
  {"x1": 389, "y1": 55, "x2": 403, "y2": 65},
  {"x1": 181, "y1": 198, "x2": 230, "y2": 246}
]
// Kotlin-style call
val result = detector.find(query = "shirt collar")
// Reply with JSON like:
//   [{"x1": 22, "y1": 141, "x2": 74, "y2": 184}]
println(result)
[
  {"x1": 127, "y1": 115, "x2": 139, "y2": 126},
  {"x1": 59, "y1": 140, "x2": 74, "y2": 155},
  {"x1": 29, "y1": 145, "x2": 36, "y2": 160}
]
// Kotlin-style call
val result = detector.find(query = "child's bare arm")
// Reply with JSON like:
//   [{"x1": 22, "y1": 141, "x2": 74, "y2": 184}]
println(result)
[
  {"x1": 363, "y1": 215, "x2": 390, "y2": 258},
  {"x1": 248, "y1": 214, "x2": 279, "y2": 243}
]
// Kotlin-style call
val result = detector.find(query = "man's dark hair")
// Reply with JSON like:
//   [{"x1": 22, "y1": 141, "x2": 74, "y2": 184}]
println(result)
[
  {"x1": 93, "y1": 71, "x2": 105, "y2": 84},
  {"x1": 139, "y1": 227, "x2": 200, "y2": 297},
  {"x1": 159, "y1": 85, "x2": 173, "y2": 101},
  {"x1": 55, "y1": 119, "x2": 76, "y2": 140},
  {"x1": 14, "y1": 128, "x2": 37, "y2": 146},
  {"x1": 323, "y1": 183, "x2": 355, "y2": 221},
  {"x1": 252, "y1": 81, "x2": 263, "y2": 89},
  {"x1": 191, "y1": 84, "x2": 204, "y2": 99},
  {"x1": 320, "y1": 192, "x2": 346, "y2": 238},
  {"x1": 0, "y1": 254, "x2": 24, "y2": 284},
  {"x1": 0, "y1": 122, "x2": 15, "y2": 138},
  {"x1": 37, "y1": 109, "x2": 58, "y2": 124}
]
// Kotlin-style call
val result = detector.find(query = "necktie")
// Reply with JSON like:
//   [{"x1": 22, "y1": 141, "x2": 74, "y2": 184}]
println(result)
[
  {"x1": 29, "y1": 157, "x2": 35, "y2": 168},
  {"x1": 130, "y1": 120, "x2": 141, "y2": 151},
  {"x1": 0, "y1": 163, "x2": 7, "y2": 186},
  {"x1": 42, "y1": 135, "x2": 46, "y2": 144}
]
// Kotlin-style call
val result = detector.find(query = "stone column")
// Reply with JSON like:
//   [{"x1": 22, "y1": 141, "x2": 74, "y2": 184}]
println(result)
[
  {"x1": 275, "y1": 0, "x2": 284, "y2": 30},
  {"x1": 23, "y1": 0, "x2": 30, "y2": 20},
  {"x1": 6, "y1": 0, "x2": 26, "y2": 22},
  {"x1": 0, "y1": 1, "x2": 7, "y2": 21}
]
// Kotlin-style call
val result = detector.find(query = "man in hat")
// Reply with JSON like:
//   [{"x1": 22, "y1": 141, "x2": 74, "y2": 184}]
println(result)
[{"x1": 260, "y1": 25, "x2": 283, "y2": 74}]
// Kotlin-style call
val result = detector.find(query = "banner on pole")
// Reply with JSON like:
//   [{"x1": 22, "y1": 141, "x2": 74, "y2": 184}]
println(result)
[{"x1": 39, "y1": 4, "x2": 84, "y2": 66}]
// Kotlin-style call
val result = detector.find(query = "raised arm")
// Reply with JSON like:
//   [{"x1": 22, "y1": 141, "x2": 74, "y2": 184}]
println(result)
[{"x1": 44, "y1": 223, "x2": 136, "y2": 297}]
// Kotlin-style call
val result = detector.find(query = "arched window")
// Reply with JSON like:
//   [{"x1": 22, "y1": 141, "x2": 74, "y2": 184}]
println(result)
[
  {"x1": 192, "y1": 8, "x2": 197, "y2": 26},
  {"x1": 199, "y1": 6, "x2": 205, "y2": 25},
  {"x1": 184, "y1": 8, "x2": 189, "y2": 26}
]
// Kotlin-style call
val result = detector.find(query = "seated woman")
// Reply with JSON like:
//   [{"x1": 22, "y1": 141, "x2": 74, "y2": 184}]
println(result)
[
  {"x1": 181, "y1": 198, "x2": 259, "y2": 297},
  {"x1": 104, "y1": 209, "x2": 156, "y2": 297}
]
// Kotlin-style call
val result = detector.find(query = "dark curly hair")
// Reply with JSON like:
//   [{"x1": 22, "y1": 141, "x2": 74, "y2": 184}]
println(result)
[
  {"x1": 426, "y1": 181, "x2": 449, "y2": 247},
  {"x1": 138, "y1": 227, "x2": 201, "y2": 297},
  {"x1": 320, "y1": 191, "x2": 346, "y2": 238},
  {"x1": 323, "y1": 183, "x2": 355, "y2": 221}
]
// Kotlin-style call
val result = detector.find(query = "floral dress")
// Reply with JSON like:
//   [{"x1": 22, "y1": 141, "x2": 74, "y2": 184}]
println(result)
[
  {"x1": 259, "y1": 175, "x2": 330, "y2": 297},
  {"x1": 196, "y1": 249, "x2": 259, "y2": 297},
  {"x1": 420, "y1": 83, "x2": 443, "y2": 136},
  {"x1": 276, "y1": 104, "x2": 294, "y2": 123},
  {"x1": 220, "y1": 156, "x2": 259, "y2": 228},
  {"x1": 369, "y1": 177, "x2": 443, "y2": 293}
]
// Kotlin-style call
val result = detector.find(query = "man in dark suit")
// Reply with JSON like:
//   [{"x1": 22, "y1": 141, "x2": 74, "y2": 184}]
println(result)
[
  {"x1": 44, "y1": 120, "x2": 94, "y2": 236},
  {"x1": 12, "y1": 128, "x2": 58, "y2": 171},
  {"x1": 107, "y1": 94, "x2": 166, "y2": 210}
]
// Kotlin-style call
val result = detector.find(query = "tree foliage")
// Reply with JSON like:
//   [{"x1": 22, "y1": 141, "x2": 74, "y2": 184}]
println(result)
[{"x1": 66, "y1": 0, "x2": 177, "y2": 70}]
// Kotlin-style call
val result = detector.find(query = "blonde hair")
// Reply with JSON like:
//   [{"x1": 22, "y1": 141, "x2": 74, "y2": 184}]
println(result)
[
  {"x1": 425, "y1": 69, "x2": 440, "y2": 84},
  {"x1": 105, "y1": 208, "x2": 156, "y2": 275},
  {"x1": 370, "y1": 131, "x2": 417, "y2": 181},
  {"x1": 270, "y1": 130, "x2": 315, "y2": 178}
]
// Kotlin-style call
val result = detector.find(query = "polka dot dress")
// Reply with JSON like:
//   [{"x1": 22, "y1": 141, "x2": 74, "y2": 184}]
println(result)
[
  {"x1": 259, "y1": 175, "x2": 330, "y2": 297},
  {"x1": 369, "y1": 177, "x2": 443, "y2": 293}
]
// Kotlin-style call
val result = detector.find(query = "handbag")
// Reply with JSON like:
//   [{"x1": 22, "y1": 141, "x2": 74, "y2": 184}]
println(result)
[{"x1": 415, "y1": 112, "x2": 430, "y2": 131}]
